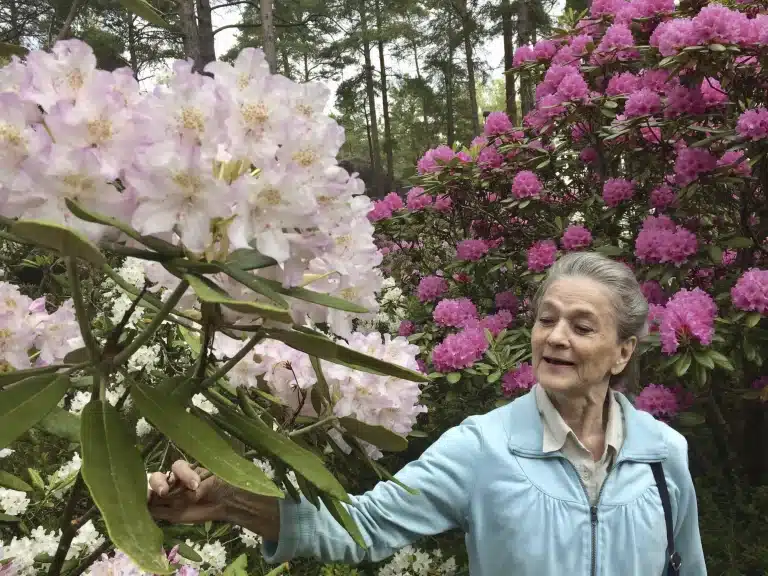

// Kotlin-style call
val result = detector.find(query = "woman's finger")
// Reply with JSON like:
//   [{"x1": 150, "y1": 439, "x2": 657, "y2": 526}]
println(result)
[
  {"x1": 148, "y1": 471, "x2": 171, "y2": 496},
  {"x1": 171, "y1": 460, "x2": 200, "y2": 490}
]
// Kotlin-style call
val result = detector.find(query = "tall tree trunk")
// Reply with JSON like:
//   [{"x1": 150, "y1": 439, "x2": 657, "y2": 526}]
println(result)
[
  {"x1": 303, "y1": 50, "x2": 309, "y2": 82},
  {"x1": 260, "y1": 0, "x2": 277, "y2": 73},
  {"x1": 501, "y1": 0, "x2": 517, "y2": 124},
  {"x1": 9, "y1": 0, "x2": 20, "y2": 44},
  {"x1": 411, "y1": 38, "x2": 428, "y2": 129},
  {"x1": 178, "y1": 0, "x2": 200, "y2": 66},
  {"x1": 363, "y1": 104, "x2": 374, "y2": 171},
  {"x1": 196, "y1": 0, "x2": 215, "y2": 69},
  {"x1": 455, "y1": 0, "x2": 479, "y2": 136},
  {"x1": 281, "y1": 46, "x2": 291, "y2": 78},
  {"x1": 359, "y1": 0, "x2": 382, "y2": 190},
  {"x1": 518, "y1": 0, "x2": 534, "y2": 116},
  {"x1": 375, "y1": 0, "x2": 393, "y2": 182},
  {"x1": 445, "y1": 10, "x2": 455, "y2": 148}
]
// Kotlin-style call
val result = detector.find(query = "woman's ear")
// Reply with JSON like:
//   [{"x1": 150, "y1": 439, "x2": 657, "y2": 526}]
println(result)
[{"x1": 610, "y1": 336, "x2": 637, "y2": 375}]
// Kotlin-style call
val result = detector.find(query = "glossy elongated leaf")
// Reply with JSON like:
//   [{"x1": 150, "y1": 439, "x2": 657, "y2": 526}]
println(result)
[
  {"x1": 0, "y1": 365, "x2": 65, "y2": 387},
  {"x1": 131, "y1": 383, "x2": 283, "y2": 498},
  {"x1": 266, "y1": 328, "x2": 429, "y2": 383},
  {"x1": 174, "y1": 542, "x2": 202, "y2": 563},
  {"x1": 724, "y1": 236, "x2": 753, "y2": 248},
  {"x1": 63, "y1": 347, "x2": 91, "y2": 364},
  {"x1": 35, "y1": 407, "x2": 81, "y2": 443},
  {"x1": 0, "y1": 43, "x2": 28, "y2": 57},
  {"x1": 675, "y1": 351, "x2": 692, "y2": 377},
  {"x1": 708, "y1": 350, "x2": 735, "y2": 371},
  {"x1": 309, "y1": 356, "x2": 331, "y2": 403},
  {"x1": 0, "y1": 513, "x2": 19, "y2": 523},
  {"x1": 256, "y1": 278, "x2": 369, "y2": 313},
  {"x1": 215, "y1": 263, "x2": 288, "y2": 308},
  {"x1": 595, "y1": 244, "x2": 623, "y2": 256},
  {"x1": 0, "y1": 374, "x2": 70, "y2": 448},
  {"x1": 692, "y1": 350, "x2": 714, "y2": 370},
  {"x1": 184, "y1": 274, "x2": 293, "y2": 324},
  {"x1": 80, "y1": 401, "x2": 170, "y2": 574},
  {"x1": 0, "y1": 471, "x2": 32, "y2": 492},
  {"x1": 222, "y1": 554, "x2": 248, "y2": 576},
  {"x1": 117, "y1": 0, "x2": 171, "y2": 28},
  {"x1": 338, "y1": 418, "x2": 408, "y2": 452},
  {"x1": 213, "y1": 403, "x2": 349, "y2": 501},
  {"x1": 11, "y1": 220, "x2": 106, "y2": 266},
  {"x1": 225, "y1": 248, "x2": 277, "y2": 270},
  {"x1": 319, "y1": 493, "x2": 367, "y2": 549}
]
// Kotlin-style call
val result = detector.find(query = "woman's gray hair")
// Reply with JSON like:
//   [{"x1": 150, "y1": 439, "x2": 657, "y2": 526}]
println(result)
[{"x1": 530, "y1": 251, "x2": 649, "y2": 391}]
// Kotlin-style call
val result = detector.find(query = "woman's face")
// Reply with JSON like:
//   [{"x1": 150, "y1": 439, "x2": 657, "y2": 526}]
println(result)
[{"x1": 531, "y1": 276, "x2": 636, "y2": 397}]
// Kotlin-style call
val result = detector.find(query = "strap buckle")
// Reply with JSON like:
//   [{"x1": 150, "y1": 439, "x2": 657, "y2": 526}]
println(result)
[{"x1": 670, "y1": 551, "x2": 682, "y2": 571}]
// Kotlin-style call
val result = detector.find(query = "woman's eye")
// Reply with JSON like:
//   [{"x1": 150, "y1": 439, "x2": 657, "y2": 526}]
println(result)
[
  {"x1": 575, "y1": 325, "x2": 593, "y2": 333},
  {"x1": 538, "y1": 317, "x2": 554, "y2": 325}
]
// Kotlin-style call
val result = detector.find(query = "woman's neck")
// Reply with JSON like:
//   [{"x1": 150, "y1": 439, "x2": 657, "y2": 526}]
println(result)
[{"x1": 547, "y1": 382, "x2": 610, "y2": 457}]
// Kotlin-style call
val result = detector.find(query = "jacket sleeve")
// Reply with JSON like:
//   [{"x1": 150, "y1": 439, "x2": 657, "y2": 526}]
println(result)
[
  {"x1": 261, "y1": 417, "x2": 484, "y2": 565},
  {"x1": 666, "y1": 430, "x2": 707, "y2": 576}
]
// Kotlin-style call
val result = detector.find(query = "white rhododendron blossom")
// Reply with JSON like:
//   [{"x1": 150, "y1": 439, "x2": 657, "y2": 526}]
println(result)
[
  {"x1": 135, "y1": 417, "x2": 152, "y2": 437},
  {"x1": 212, "y1": 331, "x2": 426, "y2": 451},
  {"x1": 126, "y1": 344, "x2": 161, "y2": 373},
  {"x1": 190, "y1": 393, "x2": 218, "y2": 415},
  {"x1": 0, "y1": 41, "x2": 383, "y2": 336},
  {"x1": 237, "y1": 527, "x2": 262, "y2": 549},
  {"x1": 182, "y1": 540, "x2": 227, "y2": 572},
  {"x1": 0, "y1": 488, "x2": 29, "y2": 516},
  {"x1": 0, "y1": 282, "x2": 82, "y2": 370},
  {"x1": 0, "y1": 449, "x2": 13, "y2": 459},
  {"x1": 358, "y1": 276, "x2": 407, "y2": 334},
  {"x1": 378, "y1": 545, "x2": 458, "y2": 576}
]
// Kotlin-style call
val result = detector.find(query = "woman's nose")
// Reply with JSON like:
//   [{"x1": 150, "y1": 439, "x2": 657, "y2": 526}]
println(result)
[{"x1": 545, "y1": 320, "x2": 569, "y2": 346}]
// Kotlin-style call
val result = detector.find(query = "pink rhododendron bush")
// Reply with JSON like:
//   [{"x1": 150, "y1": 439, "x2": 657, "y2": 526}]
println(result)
[
  {"x1": 0, "y1": 41, "x2": 430, "y2": 575},
  {"x1": 370, "y1": 5, "x2": 768, "y2": 566}
]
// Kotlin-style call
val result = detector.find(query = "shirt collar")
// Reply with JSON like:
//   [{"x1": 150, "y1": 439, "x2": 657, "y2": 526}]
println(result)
[{"x1": 535, "y1": 383, "x2": 623, "y2": 455}]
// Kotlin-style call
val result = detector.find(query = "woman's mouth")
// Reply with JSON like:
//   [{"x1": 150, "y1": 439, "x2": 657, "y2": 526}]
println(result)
[{"x1": 543, "y1": 356, "x2": 575, "y2": 367}]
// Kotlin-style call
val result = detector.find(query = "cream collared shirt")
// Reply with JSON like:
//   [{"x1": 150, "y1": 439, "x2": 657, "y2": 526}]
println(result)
[{"x1": 534, "y1": 384, "x2": 624, "y2": 505}]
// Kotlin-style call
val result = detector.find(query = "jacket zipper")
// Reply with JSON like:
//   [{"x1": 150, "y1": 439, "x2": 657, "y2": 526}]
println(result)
[{"x1": 568, "y1": 461, "x2": 614, "y2": 576}]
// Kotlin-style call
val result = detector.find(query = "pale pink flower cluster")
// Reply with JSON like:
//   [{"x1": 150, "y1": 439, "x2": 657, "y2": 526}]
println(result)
[
  {"x1": 602, "y1": 178, "x2": 634, "y2": 207},
  {"x1": 406, "y1": 187, "x2": 433, "y2": 210},
  {"x1": 433, "y1": 298, "x2": 479, "y2": 328},
  {"x1": 416, "y1": 145, "x2": 456, "y2": 174},
  {"x1": 731, "y1": 268, "x2": 768, "y2": 315},
  {"x1": 737, "y1": 107, "x2": 768, "y2": 140},
  {"x1": 561, "y1": 225, "x2": 593, "y2": 251},
  {"x1": 0, "y1": 282, "x2": 83, "y2": 369},
  {"x1": 527, "y1": 240, "x2": 558, "y2": 272},
  {"x1": 674, "y1": 147, "x2": 716, "y2": 186},
  {"x1": 417, "y1": 276, "x2": 448, "y2": 302},
  {"x1": 634, "y1": 384, "x2": 679, "y2": 420},
  {"x1": 650, "y1": 185, "x2": 676, "y2": 210},
  {"x1": 483, "y1": 111, "x2": 514, "y2": 136},
  {"x1": 1, "y1": 42, "x2": 384, "y2": 337},
  {"x1": 456, "y1": 239, "x2": 490, "y2": 261},
  {"x1": 512, "y1": 171, "x2": 543, "y2": 198},
  {"x1": 212, "y1": 332, "x2": 426, "y2": 443},
  {"x1": 431, "y1": 327, "x2": 489, "y2": 373}
]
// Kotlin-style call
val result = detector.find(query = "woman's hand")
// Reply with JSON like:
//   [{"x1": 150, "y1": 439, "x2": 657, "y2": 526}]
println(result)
[
  {"x1": 147, "y1": 460, "x2": 233, "y2": 525},
  {"x1": 147, "y1": 459, "x2": 281, "y2": 541}
]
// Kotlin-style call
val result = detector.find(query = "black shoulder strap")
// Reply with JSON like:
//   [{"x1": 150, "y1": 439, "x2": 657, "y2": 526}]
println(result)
[{"x1": 650, "y1": 462, "x2": 682, "y2": 576}]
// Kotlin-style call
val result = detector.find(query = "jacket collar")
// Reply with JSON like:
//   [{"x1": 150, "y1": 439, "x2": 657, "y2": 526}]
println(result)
[{"x1": 505, "y1": 387, "x2": 668, "y2": 462}]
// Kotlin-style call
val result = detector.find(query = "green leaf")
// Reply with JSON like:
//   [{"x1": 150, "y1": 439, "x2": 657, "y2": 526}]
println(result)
[
  {"x1": 212, "y1": 403, "x2": 349, "y2": 502},
  {"x1": 708, "y1": 350, "x2": 734, "y2": 371},
  {"x1": 677, "y1": 412, "x2": 706, "y2": 426},
  {"x1": 675, "y1": 351, "x2": 692, "y2": 377},
  {"x1": 131, "y1": 383, "x2": 283, "y2": 498},
  {"x1": 595, "y1": 245, "x2": 623, "y2": 256},
  {"x1": 265, "y1": 328, "x2": 429, "y2": 383},
  {"x1": 256, "y1": 278, "x2": 369, "y2": 314},
  {"x1": 519, "y1": 199, "x2": 531, "y2": 209},
  {"x1": 0, "y1": 513, "x2": 19, "y2": 523},
  {"x1": 0, "y1": 471, "x2": 32, "y2": 492},
  {"x1": 319, "y1": 493, "x2": 367, "y2": 549},
  {"x1": 692, "y1": 350, "x2": 714, "y2": 370},
  {"x1": 10, "y1": 220, "x2": 106, "y2": 266},
  {"x1": 310, "y1": 356, "x2": 331, "y2": 403},
  {"x1": 80, "y1": 401, "x2": 170, "y2": 574},
  {"x1": 445, "y1": 372, "x2": 461, "y2": 384},
  {"x1": 35, "y1": 407, "x2": 81, "y2": 443},
  {"x1": 215, "y1": 263, "x2": 289, "y2": 308},
  {"x1": 226, "y1": 248, "x2": 278, "y2": 270},
  {"x1": 486, "y1": 371, "x2": 501, "y2": 384},
  {"x1": 724, "y1": 236, "x2": 753, "y2": 248},
  {"x1": 63, "y1": 347, "x2": 91, "y2": 365},
  {"x1": 368, "y1": 460, "x2": 419, "y2": 496},
  {"x1": 174, "y1": 542, "x2": 203, "y2": 563},
  {"x1": 0, "y1": 374, "x2": 70, "y2": 448},
  {"x1": 602, "y1": 100, "x2": 618, "y2": 109},
  {"x1": 0, "y1": 365, "x2": 66, "y2": 387},
  {"x1": 708, "y1": 43, "x2": 726, "y2": 52},
  {"x1": 555, "y1": 216, "x2": 563, "y2": 231},
  {"x1": 184, "y1": 274, "x2": 293, "y2": 324},
  {"x1": 338, "y1": 418, "x2": 408, "y2": 452},
  {"x1": 178, "y1": 326, "x2": 201, "y2": 355},
  {"x1": 746, "y1": 312, "x2": 762, "y2": 328},
  {"x1": 222, "y1": 554, "x2": 248, "y2": 576},
  {"x1": 117, "y1": 0, "x2": 172, "y2": 28},
  {"x1": 708, "y1": 245, "x2": 722, "y2": 265},
  {"x1": 0, "y1": 43, "x2": 28, "y2": 57},
  {"x1": 27, "y1": 468, "x2": 45, "y2": 491}
]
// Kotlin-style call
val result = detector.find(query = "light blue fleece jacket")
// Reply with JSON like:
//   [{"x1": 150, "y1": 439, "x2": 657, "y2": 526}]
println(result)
[{"x1": 263, "y1": 389, "x2": 707, "y2": 575}]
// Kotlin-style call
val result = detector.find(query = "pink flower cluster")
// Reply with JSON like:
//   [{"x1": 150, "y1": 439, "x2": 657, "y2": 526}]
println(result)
[
  {"x1": 594, "y1": 23, "x2": 639, "y2": 63},
  {"x1": 527, "y1": 240, "x2": 558, "y2": 272},
  {"x1": 417, "y1": 145, "x2": 456, "y2": 174},
  {"x1": 635, "y1": 215, "x2": 698, "y2": 266},
  {"x1": 650, "y1": 185, "x2": 676, "y2": 210},
  {"x1": 674, "y1": 147, "x2": 717, "y2": 186},
  {"x1": 731, "y1": 268, "x2": 768, "y2": 315},
  {"x1": 456, "y1": 239, "x2": 490, "y2": 261},
  {"x1": 737, "y1": 107, "x2": 768, "y2": 140},
  {"x1": 484, "y1": 111, "x2": 514, "y2": 136},
  {"x1": 641, "y1": 280, "x2": 667, "y2": 305},
  {"x1": 512, "y1": 171, "x2": 543, "y2": 198},
  {"x1": 417, "y1": 275, "x2": 448, "y2": 302},
  {"x1": 561, "y1": 225, "x2": 593, "y2": 251},
  {"x1": 367, "y1": 192, "x2": 403, "y2": 222},
  {"x1": 464, "y1": 310, "x2": 514, "y2": 337},
  {"x1": 624, "y1": 88, "x2": 662, "y2": 117},
  {"x1": 602, "y1": 178, "x2": 635, "y2": 207},
  {"x1": 718, "y1": 151, "x2": 751, "y2": 177},
  {"x1": 502, "y1": 363, "x2": 536, "y2": 396},
  {"x1": 406, "y1": 187, "x2": 433, "y2": 210},
  {"x1": 434, "y1": 194, "x2": 453, "y2": 213},
  {"x1": 634, "y1": 384, "x2": 679, "y2": 420},
  {"x1": 398, "y1": 320, "x2": 415, "y2": 337},
  {"x1": 433, "y1": 297, "x2": 478, "y2": 328},
  {"x1": 495, "y1": 291, "x2": 519, "y2": 311},
  {"x1": 659, "y1": 288, "x2": 717, "y2": 354},
  {"x1": 432, "y1": 327, "x2": 489, "y2": 372}
]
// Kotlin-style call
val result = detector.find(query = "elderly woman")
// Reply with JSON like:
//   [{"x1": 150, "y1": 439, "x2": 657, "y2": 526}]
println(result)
[{"x1": 149, "y1": 252, "x2": 706, "y2": 575}]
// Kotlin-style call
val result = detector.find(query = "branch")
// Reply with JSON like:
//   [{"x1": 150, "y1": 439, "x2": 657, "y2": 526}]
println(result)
[
  {"x1": 211, "y1": 0, "x2": 257, "y2": 9},
  {"x1": 47, "y1": 474, "x2": 85, "y2": 576},
  {"x1": 211, "y1": 13, "x2": 317, "y2": 35},
  {"x1": 66, "y1": 257, "x2": 101, "y2": 365},
  {"x1": 54, "y1": 0, "x2": 88, "y2": 43}
]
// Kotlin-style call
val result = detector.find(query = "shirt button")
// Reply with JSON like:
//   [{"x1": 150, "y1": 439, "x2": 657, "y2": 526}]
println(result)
[{"x1": 580, "y1": 465, "x2": 591, "y2": 479}]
